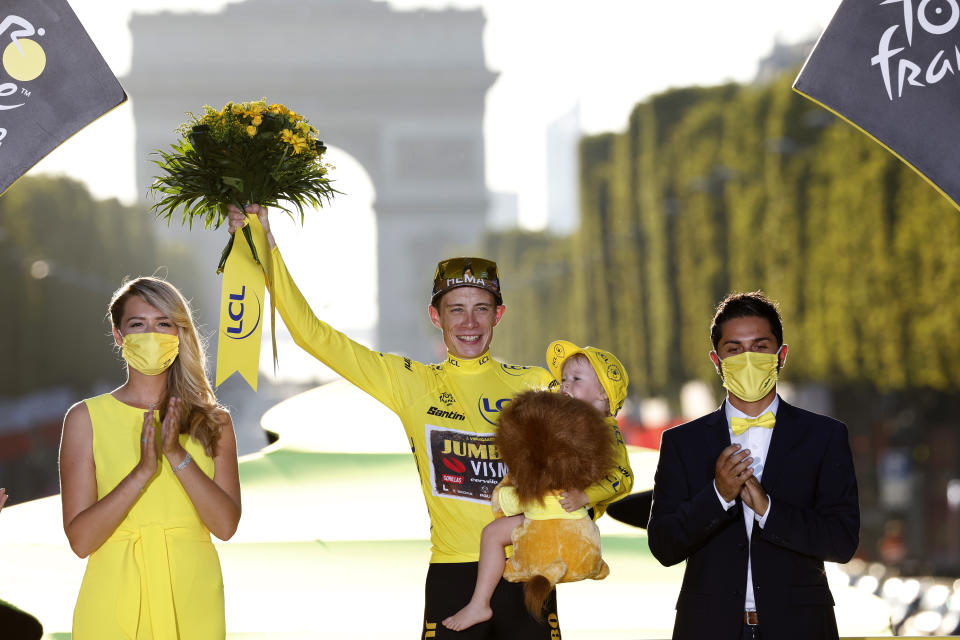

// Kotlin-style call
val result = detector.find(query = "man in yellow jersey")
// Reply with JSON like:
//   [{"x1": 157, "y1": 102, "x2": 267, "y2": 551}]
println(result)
[{"x1": 227, "y1": 205, "x2": 571, "y2": 639}]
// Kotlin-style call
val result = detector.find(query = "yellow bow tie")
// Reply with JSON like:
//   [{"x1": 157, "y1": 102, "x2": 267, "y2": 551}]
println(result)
[{"x1": 730, "y1": 412, "x2": 776, "y2": 436}]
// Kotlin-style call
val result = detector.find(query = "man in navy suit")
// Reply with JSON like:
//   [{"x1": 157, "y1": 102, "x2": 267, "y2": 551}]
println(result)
[{"x1": 647, "y1": 291, "x2": 859, "y2": 640}]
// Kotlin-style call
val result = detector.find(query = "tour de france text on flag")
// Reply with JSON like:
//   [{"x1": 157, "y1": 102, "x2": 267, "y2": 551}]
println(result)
[
  {"x1": 794, "y1": 0, "x2": 960, "y2": 211},
  {"x1": 0, "y1": 0, "x2": 126, "y2": 195}
]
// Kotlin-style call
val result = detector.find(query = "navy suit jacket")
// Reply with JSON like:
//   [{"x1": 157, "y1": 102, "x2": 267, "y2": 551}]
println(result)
[{"x1": 647, "y1": 398, "x2": 859, "y2": 640}]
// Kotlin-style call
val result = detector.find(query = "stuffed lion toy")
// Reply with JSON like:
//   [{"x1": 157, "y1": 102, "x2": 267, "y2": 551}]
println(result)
[{"x1": 492, "y1": 389, "x2": 615, "y2": 618}]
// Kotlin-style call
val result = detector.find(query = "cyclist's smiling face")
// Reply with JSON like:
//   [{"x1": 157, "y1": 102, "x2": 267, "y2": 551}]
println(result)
[{"x1": 428, "y1": 287, "x2": 505, "y2": 359}]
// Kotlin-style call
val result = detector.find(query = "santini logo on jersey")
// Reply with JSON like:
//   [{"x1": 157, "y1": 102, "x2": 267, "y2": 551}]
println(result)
[{"x1": 427, "y1": 406, "x2": 465, "y2": 421}]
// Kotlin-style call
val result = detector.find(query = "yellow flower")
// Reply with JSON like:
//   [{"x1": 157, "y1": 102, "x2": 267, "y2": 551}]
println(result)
[
  {"x1": 280, "y1": 128, "x2": 309, "y2": 154},
  {"x1": 292, "y1": 138, "x2": 310, "y2": 154},
  {"x1": 241, "y1": 102, "x2": 266, "y2": 120},
  {"x1": 246, "y1": 125, "x2": 257, "y2": 137},
  {"x1": 251, "y1": 115, "x2": 263, "y2": 126},
  {"x1": 231, "y1": 103, "x2": 244, "y2": 115}
]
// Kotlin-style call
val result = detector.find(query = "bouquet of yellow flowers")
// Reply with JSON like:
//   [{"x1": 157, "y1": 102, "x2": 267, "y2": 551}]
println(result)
[{"x1": 150, "y1": 99, "x2": 336, "y2": 272}]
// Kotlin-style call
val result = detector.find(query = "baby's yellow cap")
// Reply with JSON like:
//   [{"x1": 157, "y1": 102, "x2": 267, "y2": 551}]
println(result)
[{"x1": 546, "y1": 340, "x2": 629, "y2": 415}]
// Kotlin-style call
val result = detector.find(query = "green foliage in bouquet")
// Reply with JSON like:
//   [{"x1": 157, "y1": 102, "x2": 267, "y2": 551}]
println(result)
[{"x1": 150, "y1": 99, "x2": 336, "y2": 271}]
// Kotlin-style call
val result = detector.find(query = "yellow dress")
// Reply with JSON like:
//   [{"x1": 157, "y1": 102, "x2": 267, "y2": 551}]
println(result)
[{"x1": 72, "y1": 393, "x2": 225, "y2": 639}]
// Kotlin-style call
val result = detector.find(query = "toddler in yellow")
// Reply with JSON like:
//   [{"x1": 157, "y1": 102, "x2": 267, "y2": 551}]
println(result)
[{"x1": 443, "y1": 340, "x2": 633, "y2": 630}]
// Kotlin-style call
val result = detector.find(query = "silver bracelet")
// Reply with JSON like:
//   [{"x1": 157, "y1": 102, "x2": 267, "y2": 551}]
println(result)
[{"x1": 172, "y1": 452, "x2": 192, "y2": 473}]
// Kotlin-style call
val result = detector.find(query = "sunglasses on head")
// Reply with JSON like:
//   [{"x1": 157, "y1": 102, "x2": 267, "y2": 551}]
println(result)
[
  {"x1": 434, "y1": 257, "x2": 498, "y2": 281},
  {"x1": 432, "y1": 257, "x2": 502, "y2": 304}
]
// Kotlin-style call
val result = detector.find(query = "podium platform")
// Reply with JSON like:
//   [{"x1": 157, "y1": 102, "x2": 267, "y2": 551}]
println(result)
[{"x1": 0, "y1": 380, "x2": 891, "y2": 638}]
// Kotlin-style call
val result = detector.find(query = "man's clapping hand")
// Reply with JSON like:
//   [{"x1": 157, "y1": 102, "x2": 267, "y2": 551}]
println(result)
[
  {"x1": 715, "y1": 444, "x2": 754, "y2": 502},
  {"x1": 740, "y1": 476, "x2": 769, "y2": 515}
]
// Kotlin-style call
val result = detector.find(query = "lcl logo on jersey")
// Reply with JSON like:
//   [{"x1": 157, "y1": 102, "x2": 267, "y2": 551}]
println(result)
[
  {"x1": 500, "y1": 363, "x2": 532, "y2": 377},
  {"x1": 478, "y1": 395, "x2": 511, "y2": 425},
  {"x1": 224, "y1": 285, "x2": 262, "y2": 340}
]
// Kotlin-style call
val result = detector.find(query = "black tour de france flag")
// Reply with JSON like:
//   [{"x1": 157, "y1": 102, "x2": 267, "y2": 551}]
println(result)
[
  {"x1": 0, "y1": 0, "x2": 126, "y2": 196},
  {"x1": 794, "y1": 0, "x2": 960, "y2": 210}
]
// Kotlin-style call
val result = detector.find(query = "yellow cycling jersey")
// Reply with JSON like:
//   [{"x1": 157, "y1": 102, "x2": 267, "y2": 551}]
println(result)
[
  {"x1": 267, "y1": 246, "x2": 632, "y2": 562},
  {"x1": 588, "y1": 416, "x2": 634, "y2": 519}
]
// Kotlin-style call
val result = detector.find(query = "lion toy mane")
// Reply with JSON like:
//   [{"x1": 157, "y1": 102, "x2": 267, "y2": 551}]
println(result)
[{"x1": 492, "y1": 390, "x2": 615, "y2": 619}]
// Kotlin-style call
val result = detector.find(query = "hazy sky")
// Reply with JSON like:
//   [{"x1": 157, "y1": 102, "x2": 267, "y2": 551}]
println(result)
[{"x1": 31, "y1": 0, "x2": 842, "y2": 228}]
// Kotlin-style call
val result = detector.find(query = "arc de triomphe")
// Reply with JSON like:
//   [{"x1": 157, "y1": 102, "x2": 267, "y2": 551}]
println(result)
[{"x1": 125, "y1": 0, "x2": 496, "y2": 363}]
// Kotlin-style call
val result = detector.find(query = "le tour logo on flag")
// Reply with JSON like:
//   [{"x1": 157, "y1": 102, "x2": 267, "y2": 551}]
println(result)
[
  {"x1": 794, "y1": 0, "x2": 960, "y2": 210},
  {"x1": 0, "y1": 0, "x2": 126, "y2": 196}
]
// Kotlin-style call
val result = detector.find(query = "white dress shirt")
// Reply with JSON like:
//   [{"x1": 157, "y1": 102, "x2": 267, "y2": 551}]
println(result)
[{"x1": 713, "y1": 394, "x2": 777, "y2": 612}]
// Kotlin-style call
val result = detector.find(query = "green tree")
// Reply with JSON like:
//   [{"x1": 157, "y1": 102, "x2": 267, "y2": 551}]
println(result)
[{"x1": 0, "y1": 176, "x2": 190, "y2": 396}]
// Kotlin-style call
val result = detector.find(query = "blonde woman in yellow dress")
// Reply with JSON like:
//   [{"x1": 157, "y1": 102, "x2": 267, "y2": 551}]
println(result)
[{"x1": 60, "y1": 277, "x2": 241, "y2": 639}]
